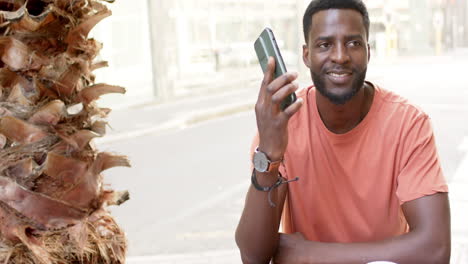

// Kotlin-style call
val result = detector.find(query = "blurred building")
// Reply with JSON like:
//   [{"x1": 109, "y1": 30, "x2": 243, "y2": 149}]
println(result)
[
  {"x1": 91, "y1": 0, "x2": 468, "y2": 107},
  {"x1": 147, "y1": 0, "x2": 303, "y2": 99},
  {"x1": 364, "y1": 0, "x2": 468, "y2": 56},
  {"x1": 90, "y1": 0, "x2": 154, "y2": 108},
  {"x1": 438, "y1": 0, "x2": 468, "y2": 50}
]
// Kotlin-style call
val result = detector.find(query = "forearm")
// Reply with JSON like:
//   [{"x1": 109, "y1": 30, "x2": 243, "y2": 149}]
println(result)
[
  {"x1": 235, "y1": 170, "x2": 287, "y2": 264},
  {"x1": 297, "y1": 230, "x2": 450, "y2": 264},
  {"x1": 239, "y1": 57, "x2": 302, "y2": 263}
]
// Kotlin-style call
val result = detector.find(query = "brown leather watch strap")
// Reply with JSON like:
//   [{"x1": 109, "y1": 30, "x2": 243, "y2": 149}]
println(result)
[{"x1": 267, "y1": 159, "x2": 282, "y2": 172}]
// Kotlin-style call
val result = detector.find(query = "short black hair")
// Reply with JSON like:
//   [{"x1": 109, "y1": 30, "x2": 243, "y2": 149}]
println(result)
[{"x1": 302, "y1": 0, "x2": 370, "y2": 43}]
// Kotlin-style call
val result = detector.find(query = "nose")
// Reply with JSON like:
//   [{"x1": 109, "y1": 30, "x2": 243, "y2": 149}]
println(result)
[{"x1": 330, "y1": 43, "x2": 350, "y2": 65}]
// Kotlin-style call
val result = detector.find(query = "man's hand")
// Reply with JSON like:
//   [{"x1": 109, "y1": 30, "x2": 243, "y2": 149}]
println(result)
[
  {"x1": 273, "y1": 232, "x2": 308, "y2": 264},
  {"x1": 255, "y1": 57, "x2": 303, "y2": 161}
]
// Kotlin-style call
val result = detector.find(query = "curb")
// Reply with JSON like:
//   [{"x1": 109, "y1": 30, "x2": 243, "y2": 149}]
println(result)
[
  {"x1": 185, "y1": 101, "x2": 254, "y2": 126},
  {"x1": 95, "y1": 101, "x2": 255, "y2": 145}
]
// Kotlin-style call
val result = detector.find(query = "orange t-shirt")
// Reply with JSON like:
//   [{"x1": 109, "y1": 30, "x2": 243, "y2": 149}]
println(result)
[{"x1": 250, "y1": 83, "x2": 448, "y2": 243}]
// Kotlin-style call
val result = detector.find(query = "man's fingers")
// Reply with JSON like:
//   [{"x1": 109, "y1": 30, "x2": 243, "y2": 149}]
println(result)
[
  {"x1": 267, "y1": 71, "x2": 298, "y2": 95},
  {"x1": 257, "y1": 57, "x2": 275, "y2": 105},
  {"x1": 271, "y1": 82, "x2": 299, "y2": 105},
  {"x1": 260, "y1": 57, "x2": 275, "y2": 93},
  {"x1": 282, "y1": 97, "x2": 303, "y2": 118}
]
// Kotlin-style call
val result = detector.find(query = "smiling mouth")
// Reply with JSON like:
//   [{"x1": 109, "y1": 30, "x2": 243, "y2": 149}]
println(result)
[
  {"x1": 328, "y1": 72, "x2": 351, "y2": 77},
  {"x1": 326, "y1": 71, "x2": 353, "y2": 84}
]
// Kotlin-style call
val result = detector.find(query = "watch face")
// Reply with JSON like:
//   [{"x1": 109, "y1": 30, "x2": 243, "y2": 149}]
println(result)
[{"x1": 253, "y1": 151, "x2": 268, "y2": 172}]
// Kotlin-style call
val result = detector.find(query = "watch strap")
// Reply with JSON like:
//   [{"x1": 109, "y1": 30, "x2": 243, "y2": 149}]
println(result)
[
  {"x1": 267, "y1": 159, "x2": 282, "y2": 172},
  {"x1": 254, "y1": 147, "x2": 283, "y2": 173}
]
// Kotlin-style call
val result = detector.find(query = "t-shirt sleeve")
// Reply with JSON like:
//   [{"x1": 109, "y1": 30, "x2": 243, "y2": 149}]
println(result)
[
  {"x1": 249, "y1": 132, "x2": 288, "y2": 179},
  {"x1": 396, "y1": 116, "x2": 448, "y2": 204}
]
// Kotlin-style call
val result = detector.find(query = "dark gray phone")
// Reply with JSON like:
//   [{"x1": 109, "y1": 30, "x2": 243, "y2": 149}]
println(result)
[{"x1": 254, "y1": 27, "x2": 297, "y2": 111}]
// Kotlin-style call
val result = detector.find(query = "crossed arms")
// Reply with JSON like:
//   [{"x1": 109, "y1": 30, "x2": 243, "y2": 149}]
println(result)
[{"x1": 235, "y1": 177, "x2": 450, "y2": 264}]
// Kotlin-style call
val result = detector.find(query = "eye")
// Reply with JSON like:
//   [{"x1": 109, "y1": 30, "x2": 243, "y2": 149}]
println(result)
[
  {"x1": 317, "y1": 42, "x2": 330, "y2": 49},
  {"x1": 348, "y1": 40, "x2": 362, "y2": 47}
]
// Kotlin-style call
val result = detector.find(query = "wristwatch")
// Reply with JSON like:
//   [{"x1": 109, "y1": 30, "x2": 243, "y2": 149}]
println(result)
[{"x1": 253, "y1": 147, "x2": 282, "y2": 173}]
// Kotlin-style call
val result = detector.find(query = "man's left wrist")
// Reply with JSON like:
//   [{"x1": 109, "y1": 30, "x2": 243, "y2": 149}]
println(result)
[{"x1": 253, "y1": 147, "x2": 282, "y2": 173}]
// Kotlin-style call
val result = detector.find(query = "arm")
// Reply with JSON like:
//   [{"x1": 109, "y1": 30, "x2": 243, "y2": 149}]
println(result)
[
  {"x1": 236, "y1": 171, "x2": 288, "y2": 264},
  {"x1": 235, "y1": 57, "x2": 303, "y2": 264},
  {"x1": 274, "y1": 192, "x2": 451, "y2": 264}
]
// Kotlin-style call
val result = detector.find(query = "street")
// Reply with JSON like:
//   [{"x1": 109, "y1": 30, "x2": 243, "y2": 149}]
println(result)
[
  {"x1": 96, "y1": 54, "x2": 468, "y2": 263},
  {"x1": 99, "y1": 111, "x2": 255, "y2": 257}
]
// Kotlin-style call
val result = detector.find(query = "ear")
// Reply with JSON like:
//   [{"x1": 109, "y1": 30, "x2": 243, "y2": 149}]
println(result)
[
  {"x1": 367, "y1": 43, "x2": 371, "y2": 62},
  {"x1": 302, "y1": 44, "x2": 311, "y2": 68}
]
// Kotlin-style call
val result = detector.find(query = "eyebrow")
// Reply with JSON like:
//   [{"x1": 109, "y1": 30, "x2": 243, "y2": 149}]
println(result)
[
  {"x1": 314, "y1": 36, "x2": 333, "y2": 42},
  {"x1": 314, "y1": 34, "x2": 365, "y2": 42},
  {"x1": 345, "y1": 34, "x2": 365, "y2": 40}
]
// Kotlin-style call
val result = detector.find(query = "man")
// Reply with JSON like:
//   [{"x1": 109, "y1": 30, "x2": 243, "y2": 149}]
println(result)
[{"x1": 235, "y1": 0, "x2": 451, "y2": 263}]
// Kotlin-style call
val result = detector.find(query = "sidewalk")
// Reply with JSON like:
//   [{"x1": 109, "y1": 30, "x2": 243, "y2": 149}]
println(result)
[{"x1": 126, "y1": 250, "x2": 240, "y2": 264}]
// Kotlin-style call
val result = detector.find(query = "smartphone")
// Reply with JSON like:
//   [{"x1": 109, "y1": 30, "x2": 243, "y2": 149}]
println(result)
[{"x1": 254, "y1": 27, "x2": 297, "y2": 111}]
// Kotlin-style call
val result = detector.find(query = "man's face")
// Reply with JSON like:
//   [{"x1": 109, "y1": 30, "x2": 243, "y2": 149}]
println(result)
[{"x1": 303, "y1": 9, "x2": 369, "y2": 105}]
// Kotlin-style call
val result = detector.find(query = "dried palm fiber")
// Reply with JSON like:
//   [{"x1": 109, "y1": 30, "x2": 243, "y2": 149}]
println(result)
[{"x1": 0, "y1": 0, "x2": 130, "y2": 263}]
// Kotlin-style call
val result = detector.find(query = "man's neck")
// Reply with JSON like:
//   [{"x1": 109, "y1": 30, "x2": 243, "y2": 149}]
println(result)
[{"x1": 316, "y1": 82, "x2": 374, "y2": 134}]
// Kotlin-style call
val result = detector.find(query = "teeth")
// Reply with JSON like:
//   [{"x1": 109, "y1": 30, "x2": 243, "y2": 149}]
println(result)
[{"x1": 329, "y1": 72, "x2": 350, "y2": 77}]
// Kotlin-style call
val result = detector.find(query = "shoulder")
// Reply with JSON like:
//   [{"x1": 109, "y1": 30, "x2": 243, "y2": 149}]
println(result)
[
  {"x1": 374, "y1": 84, "x2": 429, "y2": 123},
  {"x1": 371, "y1": 84, "x2": 435, "y2": 149}
]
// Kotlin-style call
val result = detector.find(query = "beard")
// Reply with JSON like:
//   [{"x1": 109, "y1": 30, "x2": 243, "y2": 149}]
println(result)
[{"x1": 311, "y1": 67, "x2": 367, "y2": 105}]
